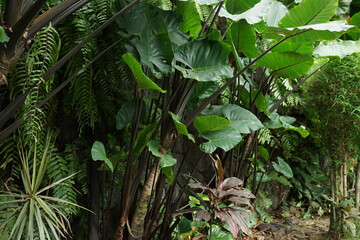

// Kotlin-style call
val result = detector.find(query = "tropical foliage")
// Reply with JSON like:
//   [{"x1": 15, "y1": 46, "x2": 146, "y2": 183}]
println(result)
[{"x1": 0, "y1": 0, "x2": 359, "y2": 239}]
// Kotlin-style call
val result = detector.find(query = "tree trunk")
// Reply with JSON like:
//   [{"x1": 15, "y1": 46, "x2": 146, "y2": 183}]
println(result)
[
  {"x1": 128, "y1": 158, "x2": 161, "y2": 240},
  {"x1": 89, "y1": 161, "x2": 101, "y2": 240},
  {"x1": 343, "y1": 155, "x2": 348, "y2": 198},
  {"x1": 355, "y1": 161, "x2": 360, "y2": 210}
]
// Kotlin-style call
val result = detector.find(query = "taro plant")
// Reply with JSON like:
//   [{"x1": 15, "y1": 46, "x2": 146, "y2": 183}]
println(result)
[{"x1": 178, "y1": 155, "x2": 255, "y2": 239}]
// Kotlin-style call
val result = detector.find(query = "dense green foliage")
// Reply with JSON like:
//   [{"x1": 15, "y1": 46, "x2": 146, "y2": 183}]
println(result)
[{"x1": 0, "y1": 0, "x2": 359, "y2": 239}]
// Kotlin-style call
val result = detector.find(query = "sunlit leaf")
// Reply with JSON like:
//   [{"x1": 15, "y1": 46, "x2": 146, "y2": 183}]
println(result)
[
  {"x1": 200, "y1": 128, "x2": 242, "y2": 154},
  {"x1": 278, "y1": 0, "x2": 338, "y2": 27},
  {"x1": 219, "y1": 0, "x2": 273, "y2": 24},
  {"x1": 122, "y1": 53, "x2": 166, "y2": 93},
  {"x1": 222, "y1": 104, "x2": 263, "y2": 134},
  {"x1": 178, "y1": 0, "x2": 202, "y2": 38},
  {"x1": 254, "y1": 52, "x2": 314, "y2": 79},
  {"x1": 265, "y1": 1, "x2": 288, "y2": 27},
  {"x1": 229, "y1": 20, "x2": 259, "y2": 58},
  {"x1": 91, "y1": 141, "x2": 114, "y2": 172},
  {"x1": 264, "y1": 21, "x2": 356, "y2": 42},
  {"x1": 313, "y1": 39, "x2": 360, "y2": 58},
  {"x1": 194, "y1": 115, "x2": 231, "y2": 133}
]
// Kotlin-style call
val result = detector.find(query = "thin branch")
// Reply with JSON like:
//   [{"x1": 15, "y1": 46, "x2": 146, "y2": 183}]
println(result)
[
  {"x1": 28, "y1": 0, "x2": 92, "y2": 38},
  {"x1": 184, "y1": 36, "x2": 289, "y2": 127},
  {"x1": 42, "y1": 0, "x2": 140, "y2": 81},
  {"x1": 0, "y1": 38, "x2": 123, "y2": 143},
  {"x1": 269, "y1": 59, "x2": 331, "y2": 113},
  {"x1": 4, "y1": 0, "x2": 20, "y2": 27},
  {"x1": 5, "y1": 0, "x2": 47, "y2": 56}
]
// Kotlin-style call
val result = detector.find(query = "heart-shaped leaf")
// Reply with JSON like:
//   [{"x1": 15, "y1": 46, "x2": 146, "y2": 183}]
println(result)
[
  {"x1": 200, "y1": 128, "x2": 242, "y2": 154},
  {"x1": 147, "y1": 140, "x2": 176, "y2": 168},
  {"x1": 91, "y1": 141, "x2": 114, "y2": 172},
  {"x1": 173, "y1": 40, "x2": 233, "y2": 81},
  {"x1": 222, "y1": 104, "x2": 263, "y2": 134},
  {"x1": 194, "y1": 115, "x2": 231, "y2": 133}
]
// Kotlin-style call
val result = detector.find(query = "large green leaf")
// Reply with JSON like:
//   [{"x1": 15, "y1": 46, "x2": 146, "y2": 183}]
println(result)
[
  {"x1": 264, "y1": 21, "x2": 356, "y2": 42},
  {"x1": 219, "y1": 0, "x2": 273, "y2": 24},
  {"x1": 177, "y1": 0, "x2": 202, "y2": 38},
  {"x1": 272, "y1": 157, "x2": 293, "y2": 178},
  {"x1": 0, "y1": 26, "x2": 9, "y2": 42},
  {"x1": 225, "y1": 0, "x2": 260, "y2": 14},
  {"x1": 265, "y1": 1, "x2": 288, "y2": 27},
  {"x1": 272, "y1": 41, "x2": 314, "y2": 55},
  {"x1": 252, "y1": 90, "x2": 269, "y2": 115},
  {"x1": 91, "y1": 141, "x2": 114, "y2": 172},
  {"x1": 194, "y1": 115, "x2": 231, "y2": 133},
  {"x1": 122, "y1": 53, "x2": 166, "y2": 93},
  {"x1": 136, "y1": 28, "x2": 174, "y2": 77},
  {"x1": 222, "y1": 104, "x2": 263, "y2": 134},
  {"x1": 147, "y1": 140, "x2": 176, "y2": 168},
  {"x1": 116, "y1": 101, "x2": 135, "y2": 130},
  {"x1": 313, "y1": 39, "x2": 360, "y2": 58},
  {"x1": 173, "y1": 40, "x2": 233, "y2": 81},
  {"x1": 169, "y1": 112, "x2": 195, "y2": 142},
  {"x1": 197, "y1": 0, "x2": 222, "y2": 5},
  {"x1": 278, "y1": 0, "x2": 338, "y2": 27},
  {"x1": 348, "y1": 13, "x2": 360, "y2": 40},
  {"x1": 265, "y1": 113, "x2": 309, "y2": 137},
  {"x1": 133, "y1": 124, "x2": 157, "y2": 157},
  {"x1": 254, "y1": 52, "x2": 314, "y2": 79},
  {"x1": 200, "y1": 128, "x2": 242, "y2": 154},
  {"x1": 229, "y1": 20, "x2": 258, "y2": 58}
]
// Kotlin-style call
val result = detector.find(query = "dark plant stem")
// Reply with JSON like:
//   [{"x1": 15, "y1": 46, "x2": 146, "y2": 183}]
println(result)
[{"x1": 43, "y1": 0, "x2": 140, "y2": 80}]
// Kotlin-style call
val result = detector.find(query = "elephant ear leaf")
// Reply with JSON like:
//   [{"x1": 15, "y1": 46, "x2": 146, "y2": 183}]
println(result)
[
  {"x1": 254, "y1": 52, "x2": 314, "y2": 79},
  {"x1": 279, "y1": 0, "x2": 338, "y2": 27},
  {"x1": 122, "y1": 53, "x2": 166, "y2": 93},
  {"x1": 173, "y1": 40, "x2": 233, "y2": 81},
  {"x1": 91, "y1": 141, "x2": 114, "y2": 172},
  {"x1": 222, "y1": 104, "x2": 263, "y2": 134},
  {"x1": 313, "y1": 39, "x2": 360, "y2": 59}
]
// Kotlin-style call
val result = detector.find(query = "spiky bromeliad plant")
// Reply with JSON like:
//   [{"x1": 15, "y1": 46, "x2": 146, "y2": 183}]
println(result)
[
  {"x1": 178, "y1": 156, "x2": 255, "y2": 239},
  {"x1": 0, "y1": 136, "x2": 87, "y2": 240}
]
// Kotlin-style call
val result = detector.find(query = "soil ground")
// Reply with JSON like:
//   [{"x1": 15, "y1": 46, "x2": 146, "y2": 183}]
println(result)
[{"x1": 245, "y1": 215, "x2": 330, "y2": 240}]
